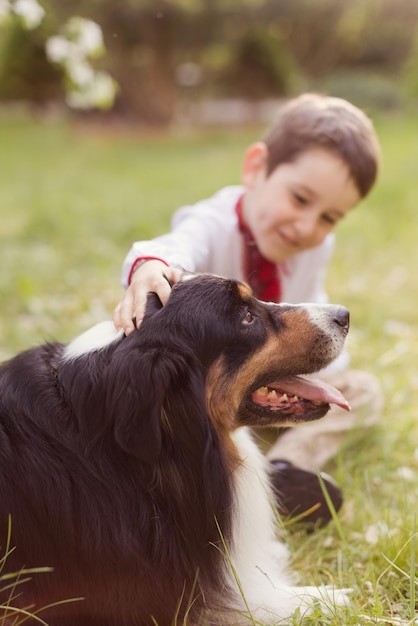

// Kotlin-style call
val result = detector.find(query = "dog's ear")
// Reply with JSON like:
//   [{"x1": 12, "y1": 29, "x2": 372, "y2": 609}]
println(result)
[
  {"x1": 104, "y1": 352, "x2": 160, "y2": 463},
  {"x1": 105, "y1": 345, "x2": 191, "y2": 464},
  {"x1": 130, "y1": 293, "x2": 163, "y2": 335},
  {"x1": 144, "y1": 292, "x2": 164, "y2": 316},
  {"x1": 103, "y1": 295, "x2": 171, "y2": 463},
  {"x1": 114, "y1": 386, "x2": 161, "y2": 464}
]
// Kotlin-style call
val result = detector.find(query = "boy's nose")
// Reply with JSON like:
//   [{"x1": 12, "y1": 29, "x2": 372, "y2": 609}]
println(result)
[{"x1": 295, "y1": 215, "x2": 318, "y2": 240}]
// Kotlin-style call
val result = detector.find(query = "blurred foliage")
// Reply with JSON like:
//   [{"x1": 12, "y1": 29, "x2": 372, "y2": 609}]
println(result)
[
  {"x1": 317, "y1": 70, "x2": 402, "y2": 111},
  {"x1": 0, "y1": 15, "x2": 63, "y2": 103},
  {"x1": 402, "y1": 29, "x2": 418, "y2": 101},
  {"x1": 1, "y1": 0, "x2": 418, "y2": 121},
  {"x1": 218, "y1": 26, "x2": 300, "y2": 99}
]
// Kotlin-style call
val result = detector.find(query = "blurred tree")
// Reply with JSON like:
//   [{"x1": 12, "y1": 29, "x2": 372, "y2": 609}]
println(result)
[
  {"x1": 1, "y1": 0, "x2": 418, "y2": 122},
  {"x1": 0, "y1": 0, "x2": 117, "y2": 109},
  {"x1": 98, "y1": 0, "x2": 418, "y2": 121},
  {"x1": 97, "y1": 1, "x2": 301, "y2": 121},
  {"x1": 46, "y1": 16, "x2": 117, "y2": 109},
  {"x1": 219, "y1": 25, "x2": 300, "y2": 99},
  {"x1": 0, "y1": 14, "x2": 63, "y2": 104},
  {"x1": 104, "y1": 3, "x2": 178, "y2": 123}
]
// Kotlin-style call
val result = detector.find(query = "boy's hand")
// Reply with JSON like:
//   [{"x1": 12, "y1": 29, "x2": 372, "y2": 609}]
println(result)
[{"x1": 113, "y1": 260, "x2": 183, "y2": 335}]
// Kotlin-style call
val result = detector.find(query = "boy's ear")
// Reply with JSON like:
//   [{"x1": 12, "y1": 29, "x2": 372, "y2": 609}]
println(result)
[{"x1": 242, "y1": 142, "x2": 268, "y2": 187}]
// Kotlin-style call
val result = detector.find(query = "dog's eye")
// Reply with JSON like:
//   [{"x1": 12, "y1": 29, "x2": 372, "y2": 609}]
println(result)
[{"x1": 242, "y1": 309, "x2": 255, "y2": 325}]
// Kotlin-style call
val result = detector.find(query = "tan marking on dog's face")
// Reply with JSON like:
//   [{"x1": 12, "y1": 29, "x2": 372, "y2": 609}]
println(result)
[
  {"x1": 205, "y1": 357, "x2": 236, "y2": 433},
  {"x1": 205, "y1": 304, "x2": 346, "y2": 431}
]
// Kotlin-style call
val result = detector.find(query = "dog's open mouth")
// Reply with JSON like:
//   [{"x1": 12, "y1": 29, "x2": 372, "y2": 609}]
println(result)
[{"x1": 251, "y1": 376, "x2": 350, "y2": 415}]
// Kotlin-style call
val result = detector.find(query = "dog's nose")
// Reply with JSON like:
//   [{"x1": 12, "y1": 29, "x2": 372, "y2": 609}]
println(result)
[{"x1": 333, "y1": 306, "x2": 350, "y2": 330}]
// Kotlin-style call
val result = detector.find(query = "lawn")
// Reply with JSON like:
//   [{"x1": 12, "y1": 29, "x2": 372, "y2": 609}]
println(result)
[{"x1": 0, "y1": 108, "x2": 417, "y2": 624}]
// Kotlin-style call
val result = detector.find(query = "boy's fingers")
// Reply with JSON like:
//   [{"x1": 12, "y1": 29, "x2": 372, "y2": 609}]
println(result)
[
  {"x1": 133, "y1": 271, "x2": 178, "y2": 314},
  {"x1": 164, "y1": 266, "x2": 183, "y2": 288},
  {"x1": 112, "y1": 303, "x2": 122, "y2": 329},
  {"x1": 156, "y1": 274, "x2": 174, "y2": 304},
  {"x1": 114, "y1": 277, "x2": 173, "y2": 335},
  {"x1": 114, "y1": 265, "x2": 181, "y2": 335},
  {"x1": 113, "y1": 294, "x2": 138, "y2": 335}
]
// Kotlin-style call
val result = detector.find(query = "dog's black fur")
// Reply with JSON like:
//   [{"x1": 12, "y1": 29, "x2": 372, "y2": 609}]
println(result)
[{"x1": 0, "y1": 274, "x2": 349, "y2": 625}]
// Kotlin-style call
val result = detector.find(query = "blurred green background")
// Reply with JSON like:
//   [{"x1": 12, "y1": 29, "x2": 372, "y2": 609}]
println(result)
[{"x1": 1, "y1": 3, "x2": 418, "y2": 623}]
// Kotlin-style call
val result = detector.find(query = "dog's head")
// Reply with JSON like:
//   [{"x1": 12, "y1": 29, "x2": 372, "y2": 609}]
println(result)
[
  {"x1": 62, "y1": 273, "x2": 349, "y2": 462},
  {"x1": 163, "y1": 273, "x2": 350, "y2": 430}
]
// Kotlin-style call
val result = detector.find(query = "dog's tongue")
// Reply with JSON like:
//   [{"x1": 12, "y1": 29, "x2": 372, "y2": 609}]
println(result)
[{"x1": 271, "y1": 375, "x2": 350, "y2": 410}]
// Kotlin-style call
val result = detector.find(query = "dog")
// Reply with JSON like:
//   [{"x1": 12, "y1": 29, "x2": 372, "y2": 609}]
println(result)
[{"x1": 0, "y1": 273, "x2": 351, "y2": 625}]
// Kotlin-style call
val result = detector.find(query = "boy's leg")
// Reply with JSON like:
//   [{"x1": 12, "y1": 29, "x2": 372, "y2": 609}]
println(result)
[{"x1": 266, "y1": 369, "x2": 383, "y2": 471}]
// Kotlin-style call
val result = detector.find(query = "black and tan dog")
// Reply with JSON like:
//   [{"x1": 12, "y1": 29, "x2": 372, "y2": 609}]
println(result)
[{"x1": 0, "y1": 273, "x2": 350, "y2": 625}]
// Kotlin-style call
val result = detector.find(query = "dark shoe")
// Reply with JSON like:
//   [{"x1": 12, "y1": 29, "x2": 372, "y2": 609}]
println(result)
[{"x1": 269, "y1": 460, "x2": 343, "y2": 527}]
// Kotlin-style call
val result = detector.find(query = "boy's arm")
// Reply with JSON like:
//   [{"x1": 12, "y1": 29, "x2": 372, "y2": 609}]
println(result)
[
  {"x1": 115, "y1": 216, "x2": 212, "y2": 335},
  {"x1": 120, "y1": 186, "x2": 243, "y2": 288},
  {"x1": 120, "y1": 239, "x2": 193, "y2": 289},
  {"x1": 115, "y1": 206, "x2": 215, "y2": 335},
  {"x1": 115, "y1": 225, "x2": 205, "y2": 335},
  {"x1": 115, "y1": 187, "x2": 243, "y2": 334}
]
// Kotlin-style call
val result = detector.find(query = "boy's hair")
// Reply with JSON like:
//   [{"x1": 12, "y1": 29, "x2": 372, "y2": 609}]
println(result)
[{"x1": 262, "y1": 93, "x2": 380, "y2": 198}]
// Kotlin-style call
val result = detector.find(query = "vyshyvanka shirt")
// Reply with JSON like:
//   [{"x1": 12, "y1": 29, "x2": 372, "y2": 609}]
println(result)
[{"x1": 121, "y1": 186, "x2": 347, "y2": 372}]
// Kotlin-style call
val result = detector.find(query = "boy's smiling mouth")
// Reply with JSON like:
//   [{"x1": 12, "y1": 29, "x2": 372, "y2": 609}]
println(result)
[{"x1": 276, "y1": 228, "x2": 301, "y2": 249}]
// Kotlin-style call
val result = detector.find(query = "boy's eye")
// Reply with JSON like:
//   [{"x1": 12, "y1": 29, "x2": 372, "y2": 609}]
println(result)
[
  {"x1": 293, "y1": 192, "x2": 308, "y2": 205},
  {"x1": 322, "y1": 214, "x2": 337, "y2": 225}
]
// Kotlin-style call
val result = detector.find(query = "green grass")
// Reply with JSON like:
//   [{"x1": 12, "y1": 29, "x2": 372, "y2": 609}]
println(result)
[{"x1": 0, "y1": 109, "x2": 418, "y2": 624}]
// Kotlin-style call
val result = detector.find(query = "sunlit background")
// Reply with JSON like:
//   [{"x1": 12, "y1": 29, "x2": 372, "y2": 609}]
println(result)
[
  {"x1": 0, "y1": 3, "x2": 418, "y2": 623},
  {"x1": 0, "y1": 0, "x2": 417, "y2": 123}
]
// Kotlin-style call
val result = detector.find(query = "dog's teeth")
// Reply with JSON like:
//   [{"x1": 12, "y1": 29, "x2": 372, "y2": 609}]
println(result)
[
  {"x1": 257, "y1": 386, "x2": 269, "y2": 395},
  {"x1": 279, "y1": 393, "x2": 288, "y2": 403},
  {"x1": 268, "y1": 390, "x2": 277, "y2": 400},
  {"x1": 290, "y1": 395, "x2": 299, "y2": 403}
]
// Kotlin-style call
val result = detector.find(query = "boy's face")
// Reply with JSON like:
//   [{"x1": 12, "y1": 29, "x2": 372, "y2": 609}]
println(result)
[{"x1": 241, "y1": 145, "x2": 361, "y2": 263}]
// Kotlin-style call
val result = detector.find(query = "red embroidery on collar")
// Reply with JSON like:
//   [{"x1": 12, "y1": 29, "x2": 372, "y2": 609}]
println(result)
[{"x1": 235, "y1": 196, "x2": 281, "y2": 302}]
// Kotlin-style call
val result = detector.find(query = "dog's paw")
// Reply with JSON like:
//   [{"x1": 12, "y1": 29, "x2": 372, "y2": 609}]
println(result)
[
  {"x1": 223, "y1": 584, "x2": 353, "y2": 624},
  {"x1": 322, "y1": 585, "x2": 353, "y2": 607},
  {"x1": 295, "y1": 584, "x2": 353, "y2": 614}
]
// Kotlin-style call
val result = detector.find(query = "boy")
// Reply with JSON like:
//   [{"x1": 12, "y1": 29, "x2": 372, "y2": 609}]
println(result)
[{"x1": 113, "y1": 93, "x2": 383, "y2": 526}]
